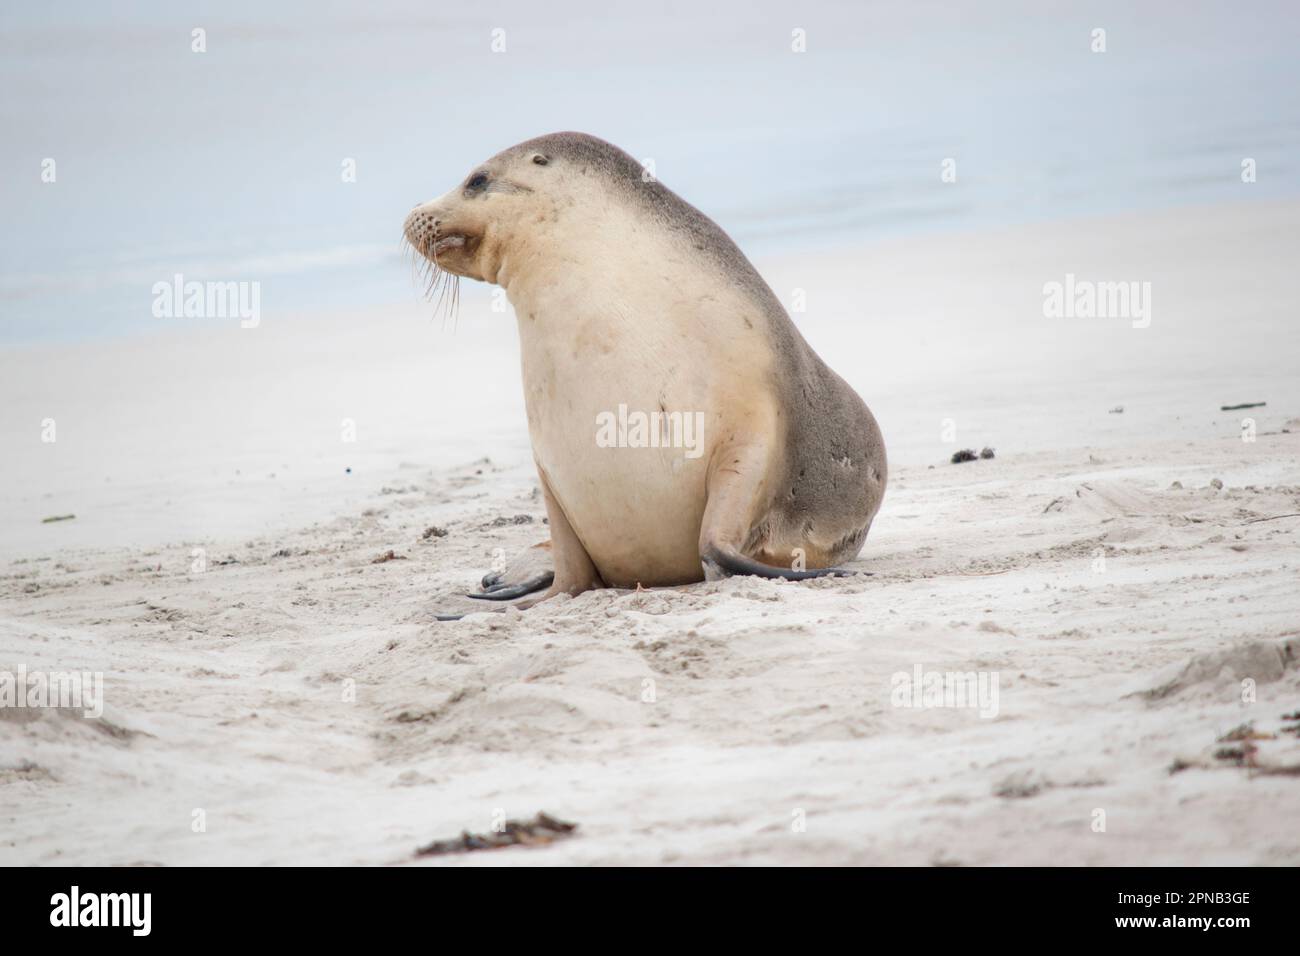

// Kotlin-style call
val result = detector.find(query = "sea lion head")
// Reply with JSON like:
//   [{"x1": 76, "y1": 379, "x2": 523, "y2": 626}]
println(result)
[
  {"x1": 404, "y1": 132, "x2": 773, "y2": 317},
  {"x1": 403, "y1": 133, "x2": 603, "y2": 287}
]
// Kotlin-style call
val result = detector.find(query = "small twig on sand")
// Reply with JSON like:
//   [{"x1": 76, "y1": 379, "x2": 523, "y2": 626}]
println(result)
[
  {"x1": 1220, "y1": 401, "x2": 1266, "y2": 410},
  {"x1": 415, "y1": 812, "x2": 577, "y2": 857},
  {"x1": 1245, "y1": 513, "x2": 1300, "y2": 524}
]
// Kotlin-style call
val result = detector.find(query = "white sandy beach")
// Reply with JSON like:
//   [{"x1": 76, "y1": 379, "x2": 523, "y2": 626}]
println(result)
[{"x1": 2, "y1": 200, "x2": 1299, "y2": 865}]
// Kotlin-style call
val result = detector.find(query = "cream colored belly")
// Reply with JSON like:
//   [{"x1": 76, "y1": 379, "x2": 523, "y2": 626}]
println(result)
[
  {"x1": 521, "y1": 337, "x2": 714, "y2": 587},
  {"x1": 510, "y1": 249, "x2": 777, "y2": 587}
]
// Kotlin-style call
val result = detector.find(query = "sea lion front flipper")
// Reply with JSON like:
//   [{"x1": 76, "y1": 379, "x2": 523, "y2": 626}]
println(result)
[
  {"x1": 442, "y1": 471, "x2": 600, "y2": 616},
  {"x1": 466, "y1": 572, "x2": 554, "y2": 601},
  {"x1": 528, "y1": 463, "x2": 604, "y2": 601},
  {"x1": 468, "y1": 540, "x2": 555, "y2": 600}
]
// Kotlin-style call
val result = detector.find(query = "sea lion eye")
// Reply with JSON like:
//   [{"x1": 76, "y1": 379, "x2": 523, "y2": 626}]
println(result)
[
  {"x1": 532, "y1": 154, "x2": 549, "y2": 166},
  {"x1": 467, "y1": 172, "x2": 489, "y2": 190}
]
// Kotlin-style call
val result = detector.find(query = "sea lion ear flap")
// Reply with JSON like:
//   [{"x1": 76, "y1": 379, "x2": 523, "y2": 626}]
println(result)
[{"x1": 531, "y1": 153, "x2": 550, "y2": 166}]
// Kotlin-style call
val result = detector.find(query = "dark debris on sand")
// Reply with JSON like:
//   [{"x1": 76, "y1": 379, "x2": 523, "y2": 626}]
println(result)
[
  {"x1": 488, "y1": 514, "x2": 535, "y2": 527},
  {"x1": 951, "y1": 447, "x2": 996, "y2": 464},
  {"x1": 414, "y1": 812, "x2": 578, "y2": 857}
]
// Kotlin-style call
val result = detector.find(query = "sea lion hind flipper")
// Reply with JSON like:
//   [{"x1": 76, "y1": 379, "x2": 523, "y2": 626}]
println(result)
[
  {"x1": 698, "y1": 441, "x2": 869, "y2": 583},
  {"x1": 701, "y1": 544, "x2": 861, "y2": 581}
]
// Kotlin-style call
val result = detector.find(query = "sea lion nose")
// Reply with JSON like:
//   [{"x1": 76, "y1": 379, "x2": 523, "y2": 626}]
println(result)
[{"x1": 403, "y1": 208, "x2": 439, "y2": 235}]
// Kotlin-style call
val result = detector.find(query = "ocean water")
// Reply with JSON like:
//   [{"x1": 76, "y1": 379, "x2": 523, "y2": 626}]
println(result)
[{"x1": 1, "y1": 0, "x2": 1297, "y2": 343}]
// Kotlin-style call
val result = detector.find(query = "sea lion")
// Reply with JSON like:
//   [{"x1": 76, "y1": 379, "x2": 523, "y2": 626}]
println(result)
[{"x1": 403, "y1": 133, "x2": 886, "y2": 611}]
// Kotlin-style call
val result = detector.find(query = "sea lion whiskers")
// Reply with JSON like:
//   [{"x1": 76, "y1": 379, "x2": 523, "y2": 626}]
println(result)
[{"x1": 402, "y1": 227, "x2": 461, "y2": 328}]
